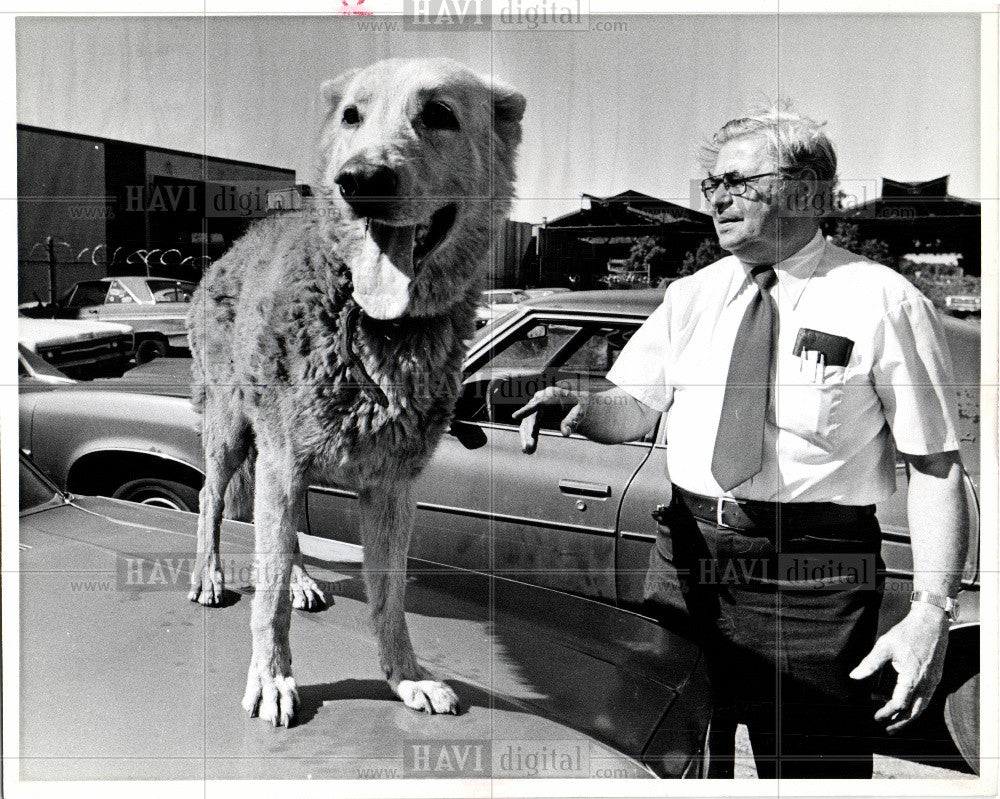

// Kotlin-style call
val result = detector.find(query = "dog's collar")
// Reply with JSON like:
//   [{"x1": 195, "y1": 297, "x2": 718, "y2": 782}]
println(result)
[{"x1": 339, "y1": 305, "x2": 390, "y2": 408}]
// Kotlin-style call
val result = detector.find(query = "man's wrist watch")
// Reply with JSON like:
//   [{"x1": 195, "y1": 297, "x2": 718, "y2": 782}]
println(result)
[{"x1": 910, "y1": 590, "x2": 959, "y2": 622}]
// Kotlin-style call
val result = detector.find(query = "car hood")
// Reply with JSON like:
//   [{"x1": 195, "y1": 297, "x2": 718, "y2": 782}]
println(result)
[
  {"x1": 18, "y1": 496, "x2": 703, "y2": 779},
  {"x1": 18, "y1": 316, "x2": 133, "y2": 348}
]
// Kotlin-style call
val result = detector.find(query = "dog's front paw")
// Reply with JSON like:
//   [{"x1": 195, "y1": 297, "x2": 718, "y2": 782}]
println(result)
[
  {"x1": 290, "y1": 564, "x2": 327, "y2": 610},
  {"x1": 242, "y1": 667, "x2": 298, "y2": 727},
  {"x1": 396, "y1": 680, "x2": 461, "y2": 715},
  {"x1": 187, "y1": 556, "x2": 225, "y2": 606}
]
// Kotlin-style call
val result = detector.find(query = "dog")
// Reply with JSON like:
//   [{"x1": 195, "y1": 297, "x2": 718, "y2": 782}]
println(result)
[{"x1": 186, "y1": 58, "x2": 525, "y2": 726}]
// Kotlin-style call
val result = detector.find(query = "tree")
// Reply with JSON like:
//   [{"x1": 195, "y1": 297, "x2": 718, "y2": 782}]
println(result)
[
  {"x1": 679, "y1": 237, "x2": 727, "y2": 276},
  {"x1": 828, "y1": 221, "x2": 894, "y2": 268},
  {"x1": 624, "y1": 236, "x2": 667, "y2": 276}
]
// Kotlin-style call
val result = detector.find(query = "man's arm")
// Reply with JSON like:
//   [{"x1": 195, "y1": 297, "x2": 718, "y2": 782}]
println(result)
[
  {"x1": 513, "y1": 384, "x2": 661, "y2": 452},
  {"x1": 850, "y1": 450, "x2": 969, "y2": 731}
]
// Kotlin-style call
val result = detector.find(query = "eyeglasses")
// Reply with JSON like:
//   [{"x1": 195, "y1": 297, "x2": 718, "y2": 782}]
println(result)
[{"x1": 700, "y1": 171, "x2": 781, "y2": 200}]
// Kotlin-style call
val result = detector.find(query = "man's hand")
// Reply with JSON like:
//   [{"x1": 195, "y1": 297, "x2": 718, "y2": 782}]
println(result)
[
  {"x1": 849, "y1": 603, "x2": 950, "y2": 733},
  {"x1": 511, "y1": 381, "x2": 587, "y2": 454}
]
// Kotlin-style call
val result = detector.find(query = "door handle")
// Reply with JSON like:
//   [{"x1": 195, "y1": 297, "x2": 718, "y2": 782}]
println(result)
[{"x1": 558, "y1": 479, "x2": 611, "y2": 498}]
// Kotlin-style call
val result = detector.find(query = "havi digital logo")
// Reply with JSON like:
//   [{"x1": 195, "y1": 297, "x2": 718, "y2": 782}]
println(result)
[{"x1": 403, "y1": 0, "x2": 490, "y2": 30}]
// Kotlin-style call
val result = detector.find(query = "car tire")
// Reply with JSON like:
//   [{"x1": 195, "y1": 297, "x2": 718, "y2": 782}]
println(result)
[
  {"x1": 112, "y1": 478, "x2": 200, "y2": 512},
  {"x1": 944, "y1": 670, "x2": 980, "y2": 774},
  {"x1": 135, "y1": 338, "x2": 168, "y2": 364}
]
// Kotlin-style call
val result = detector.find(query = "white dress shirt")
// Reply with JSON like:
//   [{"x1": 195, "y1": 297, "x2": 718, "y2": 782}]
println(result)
[{"x1": 607, "y1": 230, "x2": 961, "y2": 504}]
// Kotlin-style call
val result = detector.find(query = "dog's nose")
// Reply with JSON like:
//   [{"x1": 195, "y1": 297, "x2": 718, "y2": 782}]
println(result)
[{"x1": 335, "y1": 162, "x2": 399, "y2": 202}]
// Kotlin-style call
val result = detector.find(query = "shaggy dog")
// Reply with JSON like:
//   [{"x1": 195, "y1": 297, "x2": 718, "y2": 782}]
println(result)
[{"x1": 186, "y1": 58, "x2": 525, "y2": 726}]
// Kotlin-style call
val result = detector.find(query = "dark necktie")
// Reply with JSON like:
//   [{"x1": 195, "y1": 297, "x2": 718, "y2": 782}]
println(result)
[{"x1": 711, "y1": 265, "x2": 777, "y2": 492}]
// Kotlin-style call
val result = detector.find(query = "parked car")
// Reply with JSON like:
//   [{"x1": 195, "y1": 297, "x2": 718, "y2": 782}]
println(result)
[
  {"x1": 943, "y1": 293, "x2": 981, "y2": 316},
  {"x1": 18, "y1": 289, "x2": 981, "y2": 772},
  {"x1": 17, "y1": 343, "x2": 75, "y2": 386},
  {"x1": 522, "y1": 287, "x2": 571, "y2": 301},
  {"x1": 17, "y1": 314, "x2": 134, "y2": 378},
  {"x1": 23, "y1": 276, "x2": 197, "y2": 363},
  {"x1": 475, "y1": 288, "x2": 529, "y2": 328},
  {"x1": 17, "y1": 449, "x2": 709, "y2": 778}
]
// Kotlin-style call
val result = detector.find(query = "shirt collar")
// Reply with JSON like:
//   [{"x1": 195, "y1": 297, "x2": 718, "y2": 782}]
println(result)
[{"x1": 724, "y1": 229, "x2": 825, "y2": 309}]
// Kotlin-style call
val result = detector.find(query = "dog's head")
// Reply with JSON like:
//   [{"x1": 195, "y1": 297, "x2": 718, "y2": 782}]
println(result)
[{"x1": 316, "y1": 58, "x2": 525, "y2": 319}]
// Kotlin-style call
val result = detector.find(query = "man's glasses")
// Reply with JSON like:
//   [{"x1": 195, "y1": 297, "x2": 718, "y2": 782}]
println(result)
[{"x1": 700, "y1": 171, "x2": 781, "y2": 200}]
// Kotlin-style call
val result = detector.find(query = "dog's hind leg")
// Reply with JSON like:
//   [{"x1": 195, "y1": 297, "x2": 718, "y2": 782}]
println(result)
[
  {"x1": 358, "y1": 482, "x2": 460, "y2": 715},
  {"x1": 290, "y1": 509, "x2": 327, "y2": 610},
  {"x1": 241, "y1": 443, "x2": 301, "y2": 727},
  {"x1": 189, "y1": 403, "x2": 251, "y2": 606}
]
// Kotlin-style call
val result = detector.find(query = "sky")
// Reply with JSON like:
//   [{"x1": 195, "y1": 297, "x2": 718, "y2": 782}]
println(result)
[{"x1": 14, "y1": 13, "x2": 982, "y2": 223}]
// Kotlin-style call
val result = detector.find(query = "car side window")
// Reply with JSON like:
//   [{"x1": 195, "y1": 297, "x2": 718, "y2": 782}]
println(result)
[
  {"x1": 458, "y1": 320, "x2": 646, "y2": 437},
  {"x1": 63, "y1": 281, "x2": 109, "y2": 308},
  {"x1": 106, "y1": 281, "x2": 135, "y2": 304},
  {"x1": 485, "y1": 323, "x2": 580, "y2": 373},
  {"x1": 560, "y1": 326, "x2": 636, "y2": 378}
]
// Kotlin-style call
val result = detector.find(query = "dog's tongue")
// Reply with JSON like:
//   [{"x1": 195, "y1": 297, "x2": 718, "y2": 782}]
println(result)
[{"x1": 351, "y1": 221, "x2": 415, "y2": 319}]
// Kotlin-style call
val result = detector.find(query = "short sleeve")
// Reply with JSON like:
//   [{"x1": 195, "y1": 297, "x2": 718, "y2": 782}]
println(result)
[
  {"x1": 871, "y1": 296, "x2": 961, "y2": 456},
  {"x1": 606, "y1": 294, "x2": 673, "y2": 412}
]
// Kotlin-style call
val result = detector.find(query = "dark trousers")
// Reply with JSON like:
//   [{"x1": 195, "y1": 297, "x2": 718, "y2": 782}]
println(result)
[{"x1": 644, "y1": 492, "x2": 884, "y2": 779}]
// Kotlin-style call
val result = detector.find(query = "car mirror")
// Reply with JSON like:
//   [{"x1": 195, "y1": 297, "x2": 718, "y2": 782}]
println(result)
[{"x1": 448, "y1": 419, "x2": 487, "y2": 450}]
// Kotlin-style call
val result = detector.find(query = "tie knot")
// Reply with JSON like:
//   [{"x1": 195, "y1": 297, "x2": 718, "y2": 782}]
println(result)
[{"x1": 750, "y1": 265, "x2": 777, "y2": 291}]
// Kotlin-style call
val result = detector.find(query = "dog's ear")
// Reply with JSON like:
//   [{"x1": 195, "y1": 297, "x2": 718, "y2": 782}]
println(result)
[
  {"x1": 320, "y1": 68, "x2": 362, "y2": 110},
  {"x1": 491, "y1": 80, "x2": 526, "y2": 124},
  {"x1": 489, "y1": 79, "x2": 526, "y2": 153}
]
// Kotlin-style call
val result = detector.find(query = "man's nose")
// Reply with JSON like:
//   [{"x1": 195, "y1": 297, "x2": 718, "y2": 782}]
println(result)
[{"x1": 710, "y1": 184, "x2": 733, "y2": 212}]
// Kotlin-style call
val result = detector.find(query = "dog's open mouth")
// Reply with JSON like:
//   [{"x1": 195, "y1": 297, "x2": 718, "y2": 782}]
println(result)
[
  {"x1": 352, "y1": 204, "x2": 458, "y2": 320},
  {"x1": 413, "y1": 203, "x2": 457, "y2": 264}
]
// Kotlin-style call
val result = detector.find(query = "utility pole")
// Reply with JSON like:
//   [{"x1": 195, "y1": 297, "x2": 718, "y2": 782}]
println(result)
[{"x1": 47, "y1": 236, "x2": 57, "y2": 306}]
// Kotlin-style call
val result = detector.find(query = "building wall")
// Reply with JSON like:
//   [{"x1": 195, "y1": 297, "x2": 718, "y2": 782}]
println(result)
[
  {"x1": 17, "y1": 127, "x2": 109, "y2": 302},
  {"x1": 18, "y1": 125, "x2": 297, "y2": 299}
]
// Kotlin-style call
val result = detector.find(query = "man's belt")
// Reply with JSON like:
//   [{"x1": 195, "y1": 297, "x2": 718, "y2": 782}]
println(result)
[{"x1": 671, "y1": 486, "x2": 875, "y2": 531}]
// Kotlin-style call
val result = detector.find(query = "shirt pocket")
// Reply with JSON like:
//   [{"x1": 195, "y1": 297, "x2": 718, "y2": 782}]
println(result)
[{"x1": 774, "y1": 353, "x2": 847, "y2": 450}]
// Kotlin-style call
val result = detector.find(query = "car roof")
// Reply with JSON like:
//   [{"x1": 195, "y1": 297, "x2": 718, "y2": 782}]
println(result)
[
  {"x1": 522, "y1": 288, "x2": 665, "y2": 316},
  {"x1": 92, "y1": 276, "x2": 196, "y2": 286}
]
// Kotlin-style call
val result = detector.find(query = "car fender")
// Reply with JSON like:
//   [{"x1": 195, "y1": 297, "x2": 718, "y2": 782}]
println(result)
[{"x1": 24, "y1": 389, "x2": 204, "y2": 490}]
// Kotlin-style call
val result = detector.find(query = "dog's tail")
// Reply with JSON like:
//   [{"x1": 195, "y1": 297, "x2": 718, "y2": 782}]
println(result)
[{"x1": 222, "y1": 443, "x2": 256, "y2": 523}]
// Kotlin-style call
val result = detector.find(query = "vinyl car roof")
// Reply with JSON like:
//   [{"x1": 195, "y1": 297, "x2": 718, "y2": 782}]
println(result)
[{"x1": 521, "y1": 288, "x2": 665, "y2": 317}]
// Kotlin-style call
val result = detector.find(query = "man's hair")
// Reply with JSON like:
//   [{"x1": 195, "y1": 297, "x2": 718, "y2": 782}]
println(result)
[{"x1": 698, "y1": 104, "x2": 838, "y2": 185}]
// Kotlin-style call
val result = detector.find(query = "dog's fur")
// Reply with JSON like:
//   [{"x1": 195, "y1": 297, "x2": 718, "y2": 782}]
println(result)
[{"x1": 186, "y1": 58, "x2": 524, "y2": 725}]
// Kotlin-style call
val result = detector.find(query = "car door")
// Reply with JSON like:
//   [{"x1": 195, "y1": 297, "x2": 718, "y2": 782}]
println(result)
[
  {"x1": 306, "y1": 311, "x2": 655, "y2": 603},
  {"x1": 417, "y1": 315, "x2": 651, "y2": 601}
]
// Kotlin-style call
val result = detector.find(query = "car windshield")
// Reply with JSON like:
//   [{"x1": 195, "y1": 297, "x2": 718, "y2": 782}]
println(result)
[
  {"x1": 20, "y1": 457, "x2": 64, "y2": 512},
  {"x1": 147, "y1": 280, "x2": 196, "y2": 303}
]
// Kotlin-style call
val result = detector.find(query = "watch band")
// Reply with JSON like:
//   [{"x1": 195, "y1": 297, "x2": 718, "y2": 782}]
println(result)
[{"x1": 910, "y1": 590, "x2": 959, "y2": 621}]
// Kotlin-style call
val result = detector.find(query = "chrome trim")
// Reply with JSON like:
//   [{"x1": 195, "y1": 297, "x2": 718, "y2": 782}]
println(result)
[
  {"x1": 620, "y1": 530, "x2": 656, "y2": 542},
  {"x1": 308, "y1": 484, "x2": 615, "y2": 537}
]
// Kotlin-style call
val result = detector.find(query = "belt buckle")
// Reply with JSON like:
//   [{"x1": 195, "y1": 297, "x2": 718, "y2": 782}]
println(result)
[{"x1": 716, "y1": 497, "x2": 728, "y2": 528}]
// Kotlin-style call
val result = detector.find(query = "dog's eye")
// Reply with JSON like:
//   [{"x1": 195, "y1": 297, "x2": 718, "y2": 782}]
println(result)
[
  {"x1": 421, "y1": 101, "x2": 459, "y2": 131},
  {"x1": 342, "y1": 105, "x2": 361, "y2": 126}
]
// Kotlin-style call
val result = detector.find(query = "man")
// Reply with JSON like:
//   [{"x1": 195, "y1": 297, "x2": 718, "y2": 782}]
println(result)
[{"x1": 514, "y1": 108, "x2": 969, "y2": 778}]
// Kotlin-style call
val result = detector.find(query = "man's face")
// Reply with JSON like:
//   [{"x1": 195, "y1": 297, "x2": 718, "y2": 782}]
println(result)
[{"x1": 707, "y1": 135, "x2": 783, "y2": 264}]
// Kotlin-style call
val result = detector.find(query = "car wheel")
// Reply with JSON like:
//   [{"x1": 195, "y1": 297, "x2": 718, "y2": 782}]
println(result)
[
  {"x1": 112, "y1": 478, "x2": 200, "y2": 512},
  {"x1": 135, "y1": 338, "x2": 168, "y2": 364},
  {"x1": 944, "y1": 670, "x2": 980, "y2": 774}
]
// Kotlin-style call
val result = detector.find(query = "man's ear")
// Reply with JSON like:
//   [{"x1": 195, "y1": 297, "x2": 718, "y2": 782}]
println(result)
[
  {"x1": 320, "y1": 68, "x2": 361, "y2": 110},
  {"x1": 786, "y1": 167, "x2": 825, "y2": 217}
]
